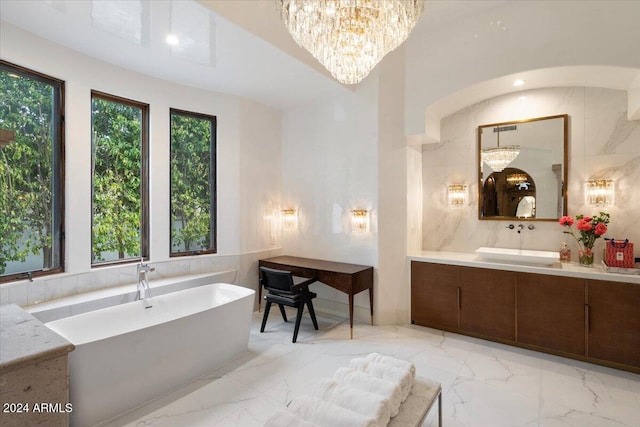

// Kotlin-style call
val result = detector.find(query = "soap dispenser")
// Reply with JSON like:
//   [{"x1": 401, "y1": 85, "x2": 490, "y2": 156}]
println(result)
[{"x1": 559, "y1": 242, "x2": 571, "y2": 262}]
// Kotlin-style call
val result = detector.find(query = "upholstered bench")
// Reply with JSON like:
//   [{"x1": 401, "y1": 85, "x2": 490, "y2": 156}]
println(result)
[
  {"x1": 389, "y1": 377, "x2": 442, "y2": 427},
  {"x1": 264, "y1": 354, "x2": 443, "y2": 427}
]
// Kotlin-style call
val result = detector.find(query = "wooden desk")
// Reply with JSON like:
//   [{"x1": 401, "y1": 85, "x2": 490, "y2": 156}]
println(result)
[{"x1": 259, "y1": 256, "x2": 374, "y2": 339}]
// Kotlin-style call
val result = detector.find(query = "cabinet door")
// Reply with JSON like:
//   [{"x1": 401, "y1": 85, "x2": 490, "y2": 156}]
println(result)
[
  {"x1": 411, "y1": 262, "x2": 459, "y2": 329},
  {"x1": 516, "y1": 273, "x2": 585, "y2": 355},
  {"x1": 587, "y1": 280, "x2": 640, "y2": 367},
  {"x1": 459, "y1": 266, "x2": 516, "y2": 341}
]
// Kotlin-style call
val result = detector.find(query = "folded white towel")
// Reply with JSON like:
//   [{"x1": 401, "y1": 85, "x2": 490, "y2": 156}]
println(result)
[
  {"x1": 288, "y1": 395, "x2": 379, "y2": 427},
  {"x1": 312, "y1": 378, "x2": 390, "y2": 427},
  {"x1": 334, "y1": 367, "x2": 403, "y2": 417},
  {"x1": 264, "y1": 409, "x2": 320, "y2": 427},
  {"x1": 350, "y1": 358, "x2": 413, "y2": 402},
  {"x1": 365, "y1": 353, "x2": 416, "y2": 382}
]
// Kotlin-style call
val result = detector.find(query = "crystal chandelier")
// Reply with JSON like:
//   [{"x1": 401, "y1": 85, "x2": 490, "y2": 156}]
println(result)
[
  {"x1": 482, "y1": 128, "x2": 520, "y2": 172},
  {"x1": 277, "y1": 0, "x2": 426, "y2": 85}
]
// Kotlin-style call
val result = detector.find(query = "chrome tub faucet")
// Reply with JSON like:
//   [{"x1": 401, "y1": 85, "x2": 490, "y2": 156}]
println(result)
[{"x1": 136, "y1": 259, "x2": 155, "y2": 308}]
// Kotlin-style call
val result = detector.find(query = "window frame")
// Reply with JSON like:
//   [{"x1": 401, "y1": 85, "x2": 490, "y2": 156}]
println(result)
[
  {"x1": 90, "y1": 90, "x2": 149, "y2": 267},
  {"x1": 169, "y1": 108, "x2": 217, "y2": 257},
  {"x1": 0, "y1": 60, "x2": 65, "y2": 283}
]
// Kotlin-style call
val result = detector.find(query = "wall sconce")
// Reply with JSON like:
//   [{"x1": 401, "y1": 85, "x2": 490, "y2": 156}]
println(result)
[
  {"x1": 447, "y1": 184, "x2": 467, "y2": 207},
  {"x1": 506, "y1": 173, "x2": 527, "y2": 185},
  {"x1": 586, "y1": 179, "x2": 614, "y2": 207},
  {"x1": 281, "y1": 208, "x2": 298, "y2": 230},
  {"x1": 351, "y1": 209, "x2": 370, "y2": 235}
]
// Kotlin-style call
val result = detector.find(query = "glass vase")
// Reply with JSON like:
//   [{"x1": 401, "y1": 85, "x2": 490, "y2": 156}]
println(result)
[{"x1": 578, "y1": 247, "x2": 594, "y2": 267}]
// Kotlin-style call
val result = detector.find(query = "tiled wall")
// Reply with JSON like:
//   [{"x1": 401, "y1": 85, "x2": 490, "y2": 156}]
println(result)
[
  {"x1": 422, "y1": 87, "x2": 640, "y2": 260},
  {"x1": 0, "y1": 249, "x2": 280, "y2": 308}
]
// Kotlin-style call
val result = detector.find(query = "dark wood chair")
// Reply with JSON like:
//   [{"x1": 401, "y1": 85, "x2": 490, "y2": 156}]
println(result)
[{"x1": 259, "y1": 266, "x2": 318, "y2": 343}]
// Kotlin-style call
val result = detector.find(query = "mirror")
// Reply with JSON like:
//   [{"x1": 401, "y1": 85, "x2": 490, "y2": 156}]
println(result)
[{"x1": 478, "y1": 114, "x2": 568, "y2": 220}]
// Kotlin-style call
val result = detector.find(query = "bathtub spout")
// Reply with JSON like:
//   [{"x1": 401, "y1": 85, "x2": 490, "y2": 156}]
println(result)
[{"x1": 136, "y1": 261, "x2": 155, "y2": 308}]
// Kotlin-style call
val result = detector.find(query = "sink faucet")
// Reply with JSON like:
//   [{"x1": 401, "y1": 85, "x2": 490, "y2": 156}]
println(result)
[
  {"x1": 136, "y1": 259, "x2": 154, "y2": 308},
  {"x1": 517, "y1": 224, "x2": 524, "y2": 234}
]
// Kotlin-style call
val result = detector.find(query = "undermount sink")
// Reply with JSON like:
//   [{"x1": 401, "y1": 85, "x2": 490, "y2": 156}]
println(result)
[{"x1": 475, "y1": 247, "x2": 559, "y2": 266}]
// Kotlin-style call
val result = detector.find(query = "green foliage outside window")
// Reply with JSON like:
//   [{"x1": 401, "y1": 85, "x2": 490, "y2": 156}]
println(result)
[
  {"x1": 170, "y1": 111, "x2": 215, "y2": 254},
  {"x1": 0, "y1": 66, "x2": 61, "y2": 277},
  {"x1": 91, "y1": 96, "x2": 144, "y2": 263}
]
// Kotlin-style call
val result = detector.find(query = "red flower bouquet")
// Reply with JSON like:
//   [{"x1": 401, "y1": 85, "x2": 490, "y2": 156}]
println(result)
[{"x1": 559, "y1": 212, "x2": 610, "y2": 266}]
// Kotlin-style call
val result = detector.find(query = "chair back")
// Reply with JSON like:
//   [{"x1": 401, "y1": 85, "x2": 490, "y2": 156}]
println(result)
[{"x1": 260, "y1": 267, "x2": 295, "y2": 293}]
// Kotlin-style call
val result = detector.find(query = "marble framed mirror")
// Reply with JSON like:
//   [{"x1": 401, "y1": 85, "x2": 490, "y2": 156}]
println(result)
[{"x1": 478, "y1": 114, "x2": 568, "y2": 221}]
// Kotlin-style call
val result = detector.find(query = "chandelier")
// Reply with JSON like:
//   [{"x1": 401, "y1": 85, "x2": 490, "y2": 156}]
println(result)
[
  {"x1": 277, "y1": 0, "x2": 426, "y2": 85},
  {"x1": 482, "y1": 127, "x2": 520, "y2": 172}
]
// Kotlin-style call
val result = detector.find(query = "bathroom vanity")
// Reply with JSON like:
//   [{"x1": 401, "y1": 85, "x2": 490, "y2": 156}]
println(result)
[{"x1": 410, "y1": 252, "x2": 640, "y2": 373}]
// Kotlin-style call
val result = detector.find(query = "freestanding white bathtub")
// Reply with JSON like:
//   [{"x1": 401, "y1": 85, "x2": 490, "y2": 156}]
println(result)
[{"x1": 46, "y1": 283, "x2": 255, "y2": 427}]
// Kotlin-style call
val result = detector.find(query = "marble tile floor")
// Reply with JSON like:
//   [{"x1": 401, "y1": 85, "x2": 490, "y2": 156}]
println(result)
[{"x1": 104, "y1": 310, "x2": 640, "y2": 427}]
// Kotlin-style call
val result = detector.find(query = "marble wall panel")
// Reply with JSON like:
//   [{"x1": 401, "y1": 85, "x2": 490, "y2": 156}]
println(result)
[{"x1": 423, "y1": 87, "x2": 640, "y2": 260}]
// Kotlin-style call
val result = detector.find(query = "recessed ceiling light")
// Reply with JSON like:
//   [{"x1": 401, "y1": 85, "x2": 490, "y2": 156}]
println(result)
[
  {"x1": 513, "y1": 79, "x2": 525, "y2": 87},
  {"x1": 165, "y1": 34, "x2": 179, "y2": 46},
  {"x1": 519, "y1": 96, "x2": 527, "y2": 100}
]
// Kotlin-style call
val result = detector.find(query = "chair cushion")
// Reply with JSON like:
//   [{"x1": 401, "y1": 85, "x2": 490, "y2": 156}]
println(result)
[{"x1": 266, "y1": 291, "x2": 317, "y2": 307}]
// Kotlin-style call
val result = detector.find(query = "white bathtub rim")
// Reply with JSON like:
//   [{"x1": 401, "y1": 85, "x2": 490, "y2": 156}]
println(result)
[
  {"x1": 46, "y1": 283, "x2": 254, "y2": 346},
  {"x1": 26, "y1": 270, "x2": 237, "y2": 314},
  {"x1": 61, "y1": 283, "x2": 255, "y2": 427}
]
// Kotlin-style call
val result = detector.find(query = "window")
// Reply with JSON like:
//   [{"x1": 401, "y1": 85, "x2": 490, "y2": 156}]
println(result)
[
  {"x1": 170, "y1": 109, "x2": 216, "y2": 256},
  {"x1": 91, "y1": 91, "x2": 148, "y2": 265},
  {"x1": 0, "y1": 61, "x2": 64, "y2": 282}
]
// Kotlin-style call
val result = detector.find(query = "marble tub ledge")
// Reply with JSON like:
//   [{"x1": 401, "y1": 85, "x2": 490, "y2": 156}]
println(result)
[{"x1": 0, "y1": 304, "x2": 75, "y2": 374}]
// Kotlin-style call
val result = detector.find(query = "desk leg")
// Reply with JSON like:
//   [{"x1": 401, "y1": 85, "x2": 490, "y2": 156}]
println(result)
[
  {"x1": 369, "y1": 287, "x2": 374, "y2": 325},
  {"x1": 258, "y1": 285, "x2": 262, "y2": 312},
  {"x1": 348, "y1": 294, "x2": 354, "y2": 339}
]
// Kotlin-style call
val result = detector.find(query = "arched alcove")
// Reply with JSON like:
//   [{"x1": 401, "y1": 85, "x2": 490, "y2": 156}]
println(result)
[{"x1": 411, "y1": 66, "x2": 640, "y2": 145}]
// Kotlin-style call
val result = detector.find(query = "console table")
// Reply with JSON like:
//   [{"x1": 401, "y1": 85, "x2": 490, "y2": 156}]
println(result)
[{"x1": 259, "y1": 256, "x2": 374, "y2": 339}]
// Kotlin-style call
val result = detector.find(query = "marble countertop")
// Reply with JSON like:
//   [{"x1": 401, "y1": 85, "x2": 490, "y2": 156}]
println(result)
[
  {"x1": 0, "y1": 304, "x2": 75, "y2": 374},
  {"x1": 409, "y1": 251, "x2": 640, "y2": 284}
]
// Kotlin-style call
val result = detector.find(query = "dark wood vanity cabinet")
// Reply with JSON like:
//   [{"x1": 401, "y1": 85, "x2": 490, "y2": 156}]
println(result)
[
  {"x1": 411, "y1": 262, "x2": 515, "y2": 340},
  {"x1": 411, "y1": 260, "x2": 640, "y2": 373},
  {"x1": 587, "y1": 279, "x2": 640, "y2": 367},
  {"x1": 458, "y1": 267, "x2": 515, "y2": 340},
  {"x1": 516, "y1": 273, "x2": 586, "y2": 356},
  {"x1": 411, "y1": 262, "x2": 458, "y2": 329}
]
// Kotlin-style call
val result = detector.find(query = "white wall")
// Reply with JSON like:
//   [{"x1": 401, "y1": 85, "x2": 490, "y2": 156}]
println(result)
[
  {"x1": 0, "y1": 23, "x2": 282, "y2": 307},
  {"x1": 405, "y1": 1, "x2": 640, "y2": 136},
  {"x1": 422, "y1": 87, "x2": 640, "y2": 260},
  {"x1": 236, "y1": 99, "x2": 283, "y2": 288},
  {"x1": 376, "y1": 47, "x2": 412, "y2": 325},
  {"x1": 281, "y1": 77, "x2": 378, "y2": 321},
  {"x1": 278, "y1": 46, "x2": 415, "y2": 326}
]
